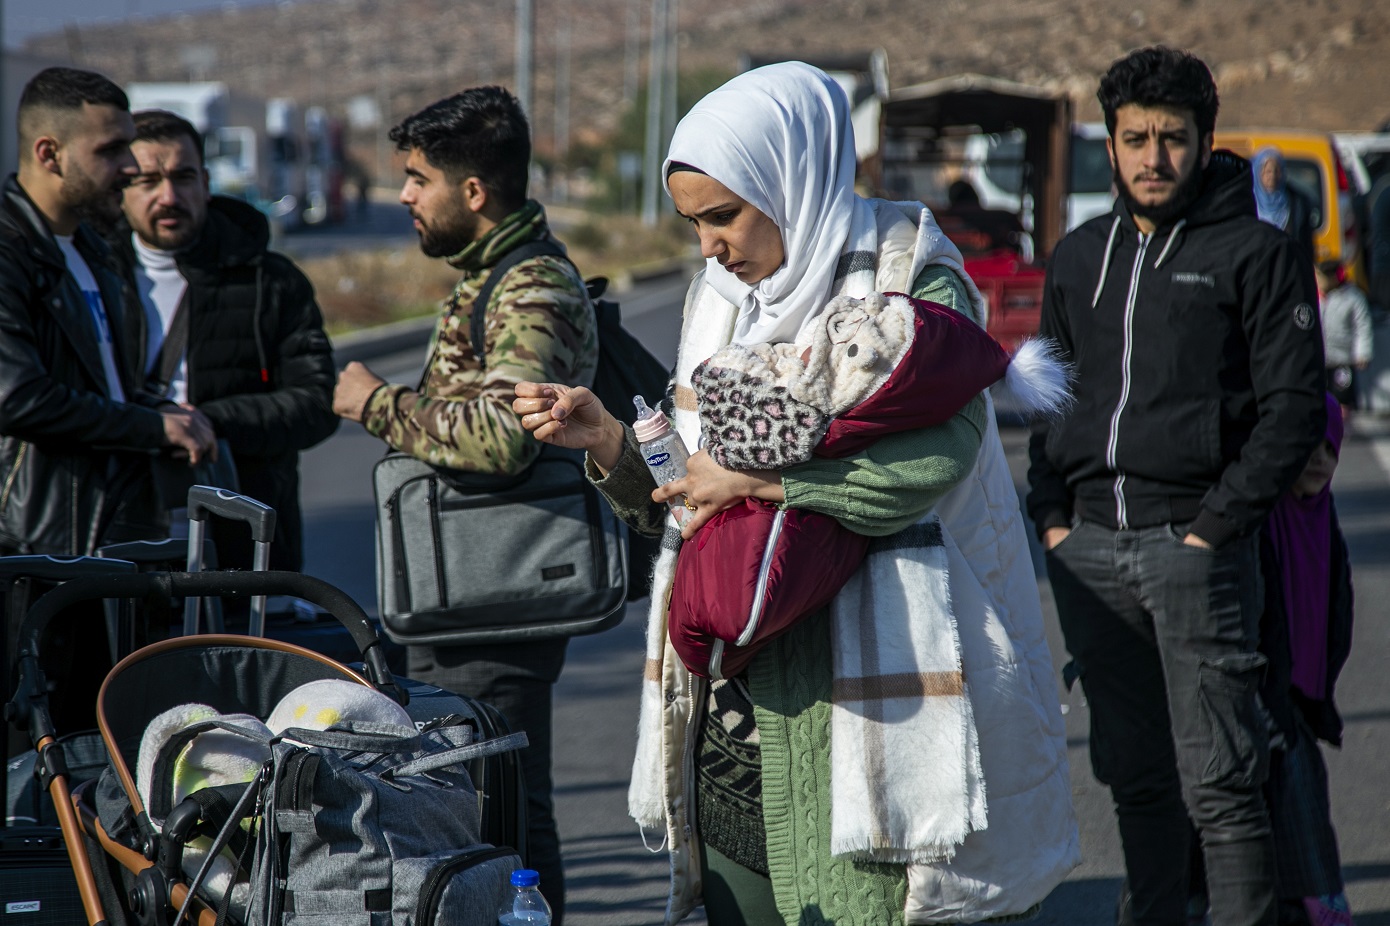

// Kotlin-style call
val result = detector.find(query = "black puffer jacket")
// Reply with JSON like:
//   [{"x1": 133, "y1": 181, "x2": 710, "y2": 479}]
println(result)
[
  {"x1": 1027, "y1": 151, "x2": 1326, "y2": 549},
  {"x1": 0, "y1": 176, "x2": 169, "y2": 555},
  {"x1": 116, "y1": 196, "x2": 337, "y2": 569}
]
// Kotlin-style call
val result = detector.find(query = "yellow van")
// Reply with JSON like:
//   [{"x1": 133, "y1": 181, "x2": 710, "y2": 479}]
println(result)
[{"x1": 1215, "y1": 130, "x2": 1365, "y2": 285}]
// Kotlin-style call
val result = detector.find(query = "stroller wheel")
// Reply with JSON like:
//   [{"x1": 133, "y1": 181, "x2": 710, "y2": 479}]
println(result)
[{"x1": 129, "y1": 866, "x2": 171, "y2": 926}]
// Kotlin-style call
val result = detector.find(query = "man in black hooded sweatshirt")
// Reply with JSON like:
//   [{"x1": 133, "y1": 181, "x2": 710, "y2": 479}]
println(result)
[
  {"x1": 115, "y1": 109, "x2": 337, "y2": 571},
  {"x1": 1026, "y1": 48, "x2": 1326, "y2": 926}
]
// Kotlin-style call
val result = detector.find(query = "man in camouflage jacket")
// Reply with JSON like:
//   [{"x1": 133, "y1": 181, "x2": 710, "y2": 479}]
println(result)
[{"x1": 333, "y1": 87, "x2": 595, "y2": 924}]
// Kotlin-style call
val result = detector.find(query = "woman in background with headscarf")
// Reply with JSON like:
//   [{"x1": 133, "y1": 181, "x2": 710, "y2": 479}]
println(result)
[
  {"x1": 1253, "y1": 147, "x2": 1317, "y2": 262},
  {"x1": 1259, "y1": 393, "x2": 1356, "y2": 926},
  {"x1": 514, "y1": 62, "x2": 1078, "y2": 924}
]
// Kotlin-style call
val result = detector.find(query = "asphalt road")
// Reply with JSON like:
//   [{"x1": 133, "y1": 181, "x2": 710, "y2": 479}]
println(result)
[{"x1": 299, "y1": 277, "x2": 1390, "y2": 925}]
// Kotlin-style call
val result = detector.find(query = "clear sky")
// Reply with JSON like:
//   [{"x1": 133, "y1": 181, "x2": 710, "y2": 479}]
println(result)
[{"x1": 4, "y1": 0, "x2": 275, "y2": 48}]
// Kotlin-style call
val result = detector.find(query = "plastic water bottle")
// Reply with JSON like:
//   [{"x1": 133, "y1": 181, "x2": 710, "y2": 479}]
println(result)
[
  {"x1": 497, "y1": 868, "x2": 551, "y2": 924},
  {"x1": 632, "y1": 395, "x2": 691, "y2": 525}
]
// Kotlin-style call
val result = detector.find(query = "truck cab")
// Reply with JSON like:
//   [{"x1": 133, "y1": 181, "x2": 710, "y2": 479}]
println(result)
[{"x1": 871, "y1": 74, "x2": 1073, "y2": 350}]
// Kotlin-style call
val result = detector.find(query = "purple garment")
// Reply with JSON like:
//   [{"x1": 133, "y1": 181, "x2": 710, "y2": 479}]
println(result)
[{"x1": 1267, "y1": 394, "x2": 1343, "y2": 700}]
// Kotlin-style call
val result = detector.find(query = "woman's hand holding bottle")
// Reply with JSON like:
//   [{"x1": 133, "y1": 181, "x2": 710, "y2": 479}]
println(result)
[
  {"x1": 513, "y1": 382, "x2": 626, "y2": 472},
  {"x1": 657, "y1": 449, "x2": 784, "y2": 540}
]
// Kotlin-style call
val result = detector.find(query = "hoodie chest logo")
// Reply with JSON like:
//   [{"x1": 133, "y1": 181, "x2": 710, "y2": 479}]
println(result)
[
  {"x1": 1170, "y1": 271, "x2": 1215, "y2": 288},
  {"x1": 1293, "y1": 303, "x2": 1315, "y2": 331}
]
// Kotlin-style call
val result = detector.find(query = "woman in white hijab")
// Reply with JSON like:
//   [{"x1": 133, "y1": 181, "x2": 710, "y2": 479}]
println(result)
[{"x1": 515, "y1": 62, "x2": 1077, "y2": 925}]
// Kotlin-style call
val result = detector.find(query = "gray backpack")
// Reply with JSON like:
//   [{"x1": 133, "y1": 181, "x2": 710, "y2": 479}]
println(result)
[{"x1": 158, "y1": 719, "x2": 527, "y2": 926}]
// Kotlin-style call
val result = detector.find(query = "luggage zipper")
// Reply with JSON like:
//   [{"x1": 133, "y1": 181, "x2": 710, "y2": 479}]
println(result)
[
  {"x1": 414, "y1": 845, "x2": 517, "y2": 924},
  {"x1": 427, "y1": 478, "x2": 448, "y2": 607},
  {"x1": 385, "y1": 471, "x2": 435, "y2": 614},
  {"x1": 387, "y1": 491, "x2": 412, "y2": 613},
  {"x1": 436, "y1": 484, "x2": 583, "y2": 510}
]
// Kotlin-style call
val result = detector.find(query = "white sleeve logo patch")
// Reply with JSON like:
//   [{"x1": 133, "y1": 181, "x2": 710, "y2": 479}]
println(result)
[{"x1": 1293, "y1": 303, "x2": 1315, "y2": 331}]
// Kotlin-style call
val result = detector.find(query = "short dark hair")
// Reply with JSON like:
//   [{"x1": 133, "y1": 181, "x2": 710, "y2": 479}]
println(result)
[
  {"x1": 133, "y1": 109, "x2": 205, "y2": 166},
  {"x1": 389, "y1": 86, "x2": 530, "y2": 209},
  {"x1": 18, "y1": 67, "x2": 129, "y2": 147},
  {"x1": 1098, "y1": 47, "x2": 1220, "y2": 140}
]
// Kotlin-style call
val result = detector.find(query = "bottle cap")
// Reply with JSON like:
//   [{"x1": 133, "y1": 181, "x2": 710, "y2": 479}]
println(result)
[
  {"x1": 632, "y1": 395, "x2": 670, "y2": 443},
  {"x1": 510, "y1": 869, "x2": 540, "y2": 887}
]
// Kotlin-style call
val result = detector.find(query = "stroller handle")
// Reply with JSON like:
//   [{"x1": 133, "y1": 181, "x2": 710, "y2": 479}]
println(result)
[{"x1": 12, "y1": 571, "x2": 400, "y2": 706}]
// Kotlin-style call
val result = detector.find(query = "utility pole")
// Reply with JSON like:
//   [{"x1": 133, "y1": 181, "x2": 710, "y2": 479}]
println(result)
[
  {"x1": 661, "y1": 0, "x2": 678, "y2": 214},
  {"x1": 376, "y1": 59, "x2": 391, "y2": 186},
  {"x1": 514, "y1": 0, "x2": 533, "y2": 118},
  {"x1": 623, "y1": 0, "x2": 640, "y2": 106},
  {"x1": 0, "y1": 0, "x2": 6, "y2": 174},
  {"x1": 640, "y1": 0, "x2": 667, "y2": 227},
  {"x1": 554, "y1": 20, "x2": 570, "y2": 202}
]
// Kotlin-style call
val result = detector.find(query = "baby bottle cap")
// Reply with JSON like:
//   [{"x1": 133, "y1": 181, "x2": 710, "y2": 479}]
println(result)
[{"x1": 632, "y1": 395, "x2": 670, "y2": 443}]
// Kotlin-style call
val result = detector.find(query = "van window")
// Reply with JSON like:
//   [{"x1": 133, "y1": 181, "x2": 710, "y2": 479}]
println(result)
[
  {"x1": 982, "y1": 133, "x2": 1025, "y2": 197},
  {"x1": 1283, "y1": 158, "x2": 1325, "y2": 230},
  {"x1": 1071, "y1": 136, "x2": 1112, "y2": 195}
]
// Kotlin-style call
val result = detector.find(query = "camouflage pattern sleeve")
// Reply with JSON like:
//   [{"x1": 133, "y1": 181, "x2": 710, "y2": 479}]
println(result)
[{"x1": 362, "y1": 254, "x2": 598, "y2": 475}]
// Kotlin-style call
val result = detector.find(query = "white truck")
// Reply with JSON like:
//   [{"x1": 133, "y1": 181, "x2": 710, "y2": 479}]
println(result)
[{"x1": 125, "y1": 82, "x2": 308, "y2": 229}]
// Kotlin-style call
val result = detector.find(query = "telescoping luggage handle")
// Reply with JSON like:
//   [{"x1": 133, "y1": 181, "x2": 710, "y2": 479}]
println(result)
[{"x1": 184, "y1": 485, "x2": 277, "y2": 637}]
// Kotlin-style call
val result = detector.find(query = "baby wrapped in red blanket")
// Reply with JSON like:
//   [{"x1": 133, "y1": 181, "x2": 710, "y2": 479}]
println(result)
[{"x1": 670, "y1": 291, "x2": 1068, "y2": 678}]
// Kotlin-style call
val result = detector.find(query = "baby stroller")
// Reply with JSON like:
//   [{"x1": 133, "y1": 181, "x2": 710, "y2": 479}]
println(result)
[{"x1": 5, "y1": 491, "x2": 529, "y2": 926}]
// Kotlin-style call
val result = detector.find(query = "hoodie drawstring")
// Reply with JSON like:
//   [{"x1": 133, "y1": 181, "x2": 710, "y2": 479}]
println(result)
[
  {"x1": 1090, "y1": 215, "x2": 1122, "y2": 309},
  {"x1": 1153, "y1": 219, "x2": 1187, "y2": 269},
  {"x1": 252, "y1": 264, "x2": 268, "y2": 383}
]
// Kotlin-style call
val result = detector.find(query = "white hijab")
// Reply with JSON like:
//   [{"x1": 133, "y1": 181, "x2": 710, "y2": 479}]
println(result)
[{"x1": 663, "y1": 61, "x2": 878, "y2": 346}]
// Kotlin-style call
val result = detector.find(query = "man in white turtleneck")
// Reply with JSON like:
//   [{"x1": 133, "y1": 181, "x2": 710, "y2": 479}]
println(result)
[
  {"x1": 116, "y1": 109, "x2": 337, "y2": 571},
  {"x1": 128, "y1": 200, "x2": 193, "y2": 402}
]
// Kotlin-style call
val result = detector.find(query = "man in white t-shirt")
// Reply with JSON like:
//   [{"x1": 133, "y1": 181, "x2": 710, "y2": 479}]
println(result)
[
  {"x1": 0, "y1": 67, "x2": 219, "y2": 743},
  {"x1": 0, "y1": 66, "x2": 216, "y2": 558}
]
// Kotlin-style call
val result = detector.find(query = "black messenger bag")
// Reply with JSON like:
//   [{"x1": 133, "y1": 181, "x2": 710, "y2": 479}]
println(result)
[{"x1": 372, "y1": 445, "x2": 628, "y2": 645}]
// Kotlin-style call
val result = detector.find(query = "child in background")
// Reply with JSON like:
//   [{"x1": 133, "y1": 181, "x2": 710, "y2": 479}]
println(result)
[
  {"x1": 1315, "y1": 260, "x2": 1373, "y2": 417},
  {"x1": 1260, "y1": 393, "x2": 1356, "y2": 926}
]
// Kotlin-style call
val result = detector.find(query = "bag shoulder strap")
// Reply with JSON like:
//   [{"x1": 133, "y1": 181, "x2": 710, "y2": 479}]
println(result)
[
  {"x1": 149, "y1": 295, "x2": 191, "y2": 398},
  {"x1": 469, "y1": 239, "x2": 568, "y2": 369}
]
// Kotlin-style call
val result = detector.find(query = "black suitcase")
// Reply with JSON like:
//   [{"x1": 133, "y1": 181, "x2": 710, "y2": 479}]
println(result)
[
  {"x1": 2, "y1": 556, "x2": 138, "y2": 925},
  {"x1": 390, "y1": 674, "x2": 529, "y2": 859},
  {"x1": 0, "y1": 826, "x2": 84, "y2": 923}
]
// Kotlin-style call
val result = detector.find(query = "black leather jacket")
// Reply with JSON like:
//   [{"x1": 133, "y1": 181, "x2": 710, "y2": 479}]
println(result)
[{"x1": 0, "y1": 175, "x2": 168, "y2": 554}]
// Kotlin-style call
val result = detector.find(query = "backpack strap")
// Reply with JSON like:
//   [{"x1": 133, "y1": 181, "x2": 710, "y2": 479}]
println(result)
[
  {"x1": 469, "y1": 238, "x2": 568, "y2": 369},
  {"x1": 380, "y1": 730, "x2": 530, "y2": 782}
]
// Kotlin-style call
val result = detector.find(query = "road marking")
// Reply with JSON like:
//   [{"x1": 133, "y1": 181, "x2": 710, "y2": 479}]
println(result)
[{"x1": 1353, "y1": 417, "x2": 1390, "y2": 480}]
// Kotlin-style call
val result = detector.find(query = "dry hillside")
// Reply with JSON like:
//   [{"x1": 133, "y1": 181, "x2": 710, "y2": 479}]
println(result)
[{"x1": 23, "y1": 0, "x2": 1390, "y2": 160}]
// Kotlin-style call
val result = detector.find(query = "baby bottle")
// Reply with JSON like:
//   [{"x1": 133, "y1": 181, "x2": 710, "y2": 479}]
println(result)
[{"x1": 633, "y1": 395, "x2": 691, "y2": 525}]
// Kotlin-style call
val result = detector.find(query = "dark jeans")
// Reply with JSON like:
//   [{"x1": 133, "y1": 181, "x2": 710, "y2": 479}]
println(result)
[
  {"x1": 408, "y1": 638, "x2": 569, "y2": 925},
  {"x1": 1046, "y1": 520, "x2": 1275, "y2": 926}
]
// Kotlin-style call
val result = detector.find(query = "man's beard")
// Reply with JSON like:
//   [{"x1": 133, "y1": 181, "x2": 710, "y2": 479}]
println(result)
[
  {"x1": 415, "y1": 196, "x2": 478, "y2": 258},
  {"x1": 141, "y1": 208, "x2": 200, "y2": 251},
  {"x1": 1114, "y1": 159, "x2": 1205, "y2": 230},
  {"x1": 63, "y1": 164, "x2": 125, "y2": 234}
]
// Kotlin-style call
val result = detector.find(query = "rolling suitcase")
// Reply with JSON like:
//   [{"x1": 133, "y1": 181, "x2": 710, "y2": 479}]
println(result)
[{"x1": 179, "y1": 486, "x2": 407, "y2": 672}]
